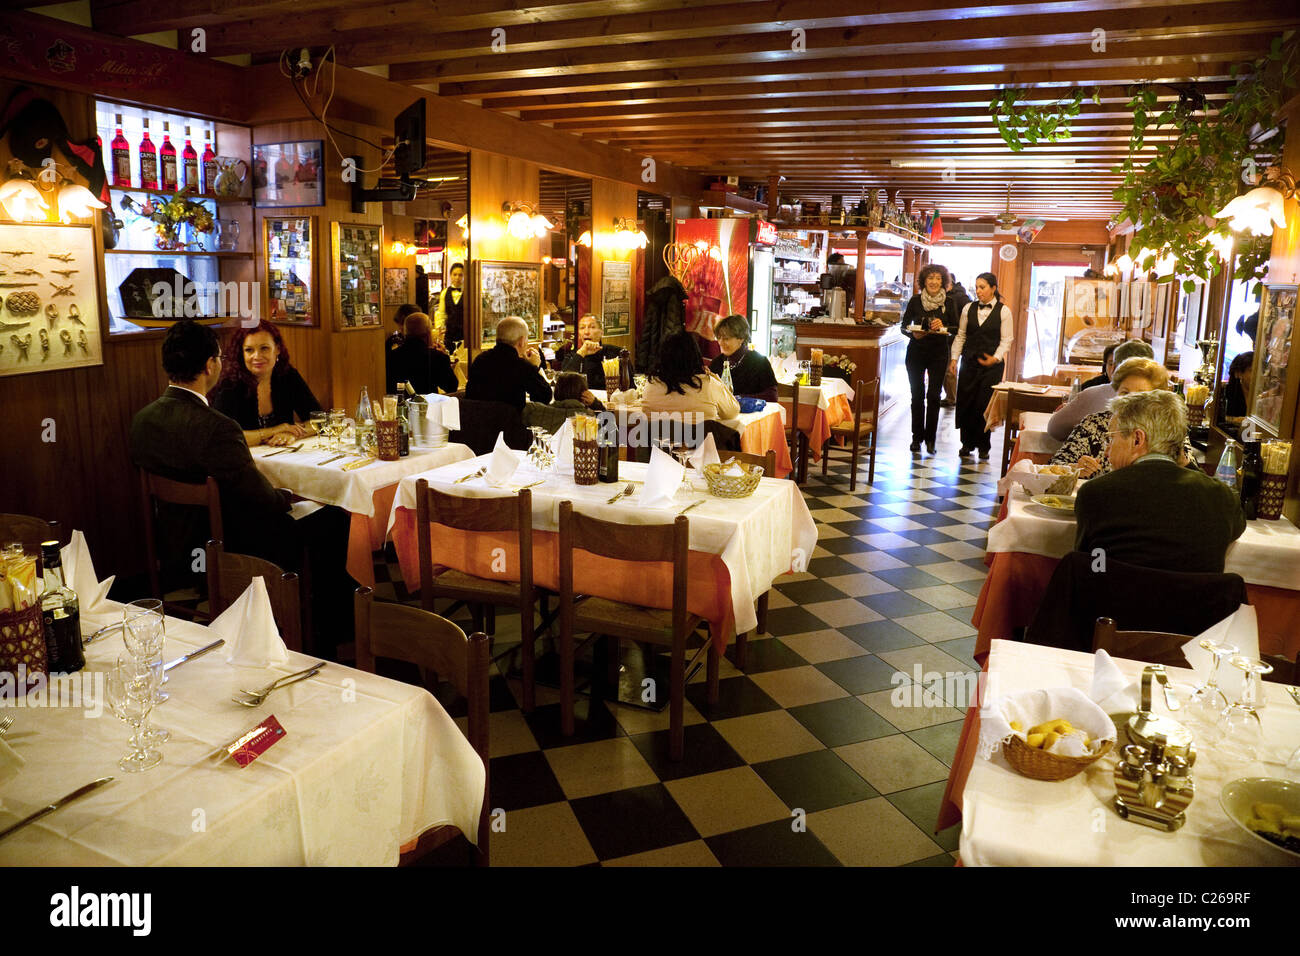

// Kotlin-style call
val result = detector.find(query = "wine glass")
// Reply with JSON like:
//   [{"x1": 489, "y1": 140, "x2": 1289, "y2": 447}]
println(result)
[
  {"x1": 309, "y1": 410, "x2": 327, "y2": 446},
  {"x1": 327, "y1": 408, "x2": 346, "y2": 450},
  {"x1": 1212, "y1": 655, "x2": 1273, "y2": 765},
  {"x1": 1183, "y1": 639, "x2": 1238, "y2": 729},
  {"x1": 106, "y1": 656, "x2": 163, "y2": 773},
  {"x1": 123, "y1": 601, "x2": 170, "y2": 743}
]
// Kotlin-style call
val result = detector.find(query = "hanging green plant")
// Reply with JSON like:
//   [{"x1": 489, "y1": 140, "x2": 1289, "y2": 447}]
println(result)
[
  {"x1": 1112, "y1": 37, "x2": 1298, "y2": 294},
  {"x1": 989, "y1": 87, "x2": 1100, "y2": 152}
]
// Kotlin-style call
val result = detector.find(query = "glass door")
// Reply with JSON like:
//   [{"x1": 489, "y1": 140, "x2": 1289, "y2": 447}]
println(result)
[{"x1": 1023, "y1": 262, "x2": 1088, "y2": 380}]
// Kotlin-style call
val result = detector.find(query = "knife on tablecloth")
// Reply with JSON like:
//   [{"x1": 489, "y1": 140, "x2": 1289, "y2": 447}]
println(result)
[{"x1": 0, "y1": 777, "x2": 115, "y2": 843}]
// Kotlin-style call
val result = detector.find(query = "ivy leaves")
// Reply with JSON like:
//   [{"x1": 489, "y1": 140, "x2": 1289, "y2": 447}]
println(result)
[{"x1": 989, "y1": 87, "x2": 1100, "y2": 152}]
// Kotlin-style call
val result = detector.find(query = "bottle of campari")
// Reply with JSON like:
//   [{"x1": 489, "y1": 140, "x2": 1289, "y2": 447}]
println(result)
[
  {"x1": 138, "y1": 118, "x2": 158, "y2": 190},
  {"x1": 202, "y1": 130, "x2": 217, "y2": 195},
  {"x1": 160, "y1": 121, "x2": 178, "y2": 192},
  {"x1": 110, "y1": 113, "x2": 131, "y2": 187},
  {"x1": 182, "y1": 126, "x2": 199, "y2": 191}
]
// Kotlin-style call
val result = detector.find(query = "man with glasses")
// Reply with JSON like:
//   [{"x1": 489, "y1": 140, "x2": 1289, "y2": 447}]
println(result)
[{"x1": 1073, "y1": 390, "x2": 1245, "y2": 573}]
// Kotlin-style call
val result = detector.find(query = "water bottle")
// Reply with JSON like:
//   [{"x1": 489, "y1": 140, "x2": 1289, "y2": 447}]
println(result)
[
  {"x1": 1214, "y1": 439, "x2": 1241, "y2": 491},
  {"x1": 721, "y1": 358, "x2": 734, "y2": 392},
  {"x1": 356, "y1": 385, "x2": 374, "y2": 450}
]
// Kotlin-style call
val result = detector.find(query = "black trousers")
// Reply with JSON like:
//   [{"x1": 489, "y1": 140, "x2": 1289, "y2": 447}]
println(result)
[
  {"x1": 955, "y1": 357, "x2": 1004, "y2": 453},
  {"x1": 905, "y1": 344, "x2": 948, "y2": 444}
]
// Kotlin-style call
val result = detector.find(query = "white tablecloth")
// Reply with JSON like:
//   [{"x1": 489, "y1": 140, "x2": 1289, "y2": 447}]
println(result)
[
  {"x1": 253, "y1": 440, "x2": 474, "y2": 516},
  {"x1": 0, "y1": 601, "x2": 485, "y2": 866},
  {"x1": 960, "y1": 639, "x2": 1300, "y2": 866},
  {"x1": 987, "y1": 487, "x2": 1300, "y2": 591},
  {"x1": 387, "y1": 457, "x2": 818, "y2": 635},
  {"x1": 1018, "y1": 411, "x2": 1063, "y2": 456},
  {"x1": 775, "y1": 377, "x2": 855, "y2": 413},
  {"x1": 591, "y1": 391, "x2": 789, "y2": 433}
]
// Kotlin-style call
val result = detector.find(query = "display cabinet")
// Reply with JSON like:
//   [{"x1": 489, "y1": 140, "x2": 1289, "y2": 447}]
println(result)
[
  {"x1": 262, "y1": 215, "x2": 316, "y2": 325},
  {"x1": 333, "y1": 222, "x2": 383, "y2": 330}
]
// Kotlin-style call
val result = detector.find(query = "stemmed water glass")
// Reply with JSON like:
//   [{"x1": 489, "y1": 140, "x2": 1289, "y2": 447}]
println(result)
[
  {"x1": 526, "y1": 427, "x2": 555, "y2": 471},
  {"x1": 106, "y1": 656, "x2": 163, "y2": 773},
  {"x1": 1183, "y1": 639, "x2": 1238, "y2": 729},
  {"x1": 1212, "y1": 655, "x2": 1274, "y2": 765},
  {"x1": 309, "y1": 410, "x2": 328, "y2": 446},
  {"x1": 327, "y1": 408, "x2": 346, "y2": 450},
  {"x1": 123, "y1": 600, "x2": 170, "y2": 743}
]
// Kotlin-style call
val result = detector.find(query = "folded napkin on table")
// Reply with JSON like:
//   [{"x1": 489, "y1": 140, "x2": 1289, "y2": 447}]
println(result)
[
  {"x1": 641, "y1": 446, "x2": 683, "y2": 508},
  {"x1": 211, "y1": 576, "x2": 289, "y2": 668},
  {"x1": 434, "y1": 395, "x2": 460, "y2": 431},
  {"x1": 687, "y1": 433, "x2": 720, "y2": 471},
  {"x1": 1090, "y1": 648, "x2": 1138, "y2": 713},
  {"x1": 59, "y1": 530, "x2": 114, "y2": 615},
  {"x1": 608, "y1": 389, "x2": 640, "y2": 407},
  {"x1": 0, "y1": 738, "x2": 24, "y2": 788},
  {"x1": 1181, "y1": 604, "x2": 1259, "y2": 700},
  {"x1": 485, "y1": 433, "x2": 522, "y2": 486},
  {"x1": 552, "y1": 419, "x2": 574, "y2": 475},
  {"x1": 996, "y1": 458, "x2": 1035, "y2": 498}
]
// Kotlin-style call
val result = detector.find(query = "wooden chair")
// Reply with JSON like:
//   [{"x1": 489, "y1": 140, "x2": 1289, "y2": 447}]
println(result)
[
  {"x1": 821, "y1": 378, "x2": 880, "y2": 491},
  {"x1": 557, "y1": 500, "x2": 717, "y2": 760},
  {"x1": 354, "y1": 586, "x2": 490, "y2": 867},
  {"x1": 708, "y1": 449, "x2": 775, "y2": 671},
  {"x1": 139, "y1": 469, "x2": 223, "y2": 620},
  {"x1": 205, "y1": 540, "x2": 304, "y2": 653},
  {"x1": 0, "y1": 513, "x2": 60, "y2": 576},
  {"x1": 776, "y1": 382, "x2": 809, "y2": 483},
  {"x1": 1000, "y1": 388, "x2": 1032, "y2": 477},
  {"x1": 416, "y1": 481, "x2": 545, "y2": 711},
  {"x1": 1092, "y1": 617, "x2": 1193, "y2": 669}
]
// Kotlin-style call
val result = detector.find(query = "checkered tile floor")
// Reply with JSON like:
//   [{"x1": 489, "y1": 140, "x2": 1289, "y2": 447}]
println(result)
[{"x1": 370, "y1": 401, "x2": 1006, "y2": 866}]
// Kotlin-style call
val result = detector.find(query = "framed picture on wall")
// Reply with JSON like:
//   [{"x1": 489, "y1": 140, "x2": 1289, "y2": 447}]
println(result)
[
  {"x1": 333, "y1": 222, "x2": 383, "y2": 330},
  {"x1": 383, "y1": 267, "x2": 409, "y2": 302},
  {"x1": 262, "y1": 216, "x2": 316, "y2": 325},
  {"x1": 0, "y1": 222, "x2": 103, "y2": 377},
  {"x1": 252, "y1": 140, "x2": 324, "y2": 208},
  {"x1": 475, "y1": 259, "x2": 542, "y2": 346},
  {"x1": 1249, "y1": 282, "x2": 1298, "y2": 438},
  {"x1": 599, "y1": 259, "x2": 632, "y2": 338}
]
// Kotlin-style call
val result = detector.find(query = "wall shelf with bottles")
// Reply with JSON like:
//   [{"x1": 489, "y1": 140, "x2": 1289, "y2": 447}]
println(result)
[
  {"x1": 106, "y1": 185, "x2": 250, "y2": 205},
  {"x1": 104, "y1": 249, "x2": 253, "y2": 258}
]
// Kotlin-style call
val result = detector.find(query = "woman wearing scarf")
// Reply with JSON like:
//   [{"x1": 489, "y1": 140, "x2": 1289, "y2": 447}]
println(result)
[
  {"x1": 947, "y1": 272, "x2": 1013, "y2": 459},
  {"x1": 902, "y1": 264, "x2": 958, "y2": 454}
]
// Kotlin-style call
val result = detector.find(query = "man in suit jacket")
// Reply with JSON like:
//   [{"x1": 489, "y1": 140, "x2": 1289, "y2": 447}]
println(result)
[
  {"x1": 1074, "y1": 390, "x2": 1245, "y2": 573},
  {"x1": 130, "y1": 321, "x2": 355, "y2": 654},
  {"x1": 465, "y1": 315, "x2": 553, "y2": 409}
]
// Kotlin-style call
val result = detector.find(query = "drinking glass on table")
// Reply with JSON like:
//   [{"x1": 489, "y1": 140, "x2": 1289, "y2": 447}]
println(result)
[
  {"x1": 106, "y1": 656, "x2": 163, "y2": 773},
  {"x1": 308, "y1": 410, "x2": 328, "y2": 445},
  {"x1": 123, "y1": 600, "x2": 171, "y2": 744},
  {"x1": 1212, "y1": 656, "x2": 1273, "y2": 765},
  {"x1": 327, "y1": 408, "x2": 346, "y2": 450},
  {"x1": 1182, "y1": 639, "x2": 1238, "y2": 729}
]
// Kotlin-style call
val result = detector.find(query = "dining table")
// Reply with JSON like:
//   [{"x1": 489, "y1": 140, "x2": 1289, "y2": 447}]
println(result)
[
  {"x1": 973, "y1": 484, "x2": 1300, "y2": 664},
  {"x1": 776, "y1": 376, "x2": 855, "y2": 465},
  {"x1": 386, "y1": 454, "x2": 819, "y2": 644},
  {"x1": 252, "y1": 438, "x2": 474, "y2": 586},
  {"x1": 950, "y1": 639, "x2": 1300, "y2": 866},
  {"x1": 0, "y1": 598, "x2": 486, "y2": 865},
  {"x1": 983, "y1": 381, "x2": 1071, "y2": 433}
]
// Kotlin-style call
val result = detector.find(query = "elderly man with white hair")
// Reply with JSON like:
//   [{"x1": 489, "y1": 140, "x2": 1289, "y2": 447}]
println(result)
[
  {"x1": 1073, "y1": 389, "x2": 1245, "y2": 574},
  {"x1": 465, "y1": 316, "x2": 553, "y2": 409}
]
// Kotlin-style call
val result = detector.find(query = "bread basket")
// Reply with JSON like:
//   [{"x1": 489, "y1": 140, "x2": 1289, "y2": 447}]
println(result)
[
  {"x1": 1002, "y1": 734, "x2": 1112, "y2": 781},
  {"x1": 1015, "y1": 464, "x2": 1080, "y2": 497},
  {"x1": 702, "y1": 461, "x2": 763, "y2": 498}
]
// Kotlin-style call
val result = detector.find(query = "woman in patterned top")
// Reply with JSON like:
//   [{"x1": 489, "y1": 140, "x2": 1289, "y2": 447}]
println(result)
[{"x1": 1050, "y1": 357, "x2": 1181, "y2": 476}]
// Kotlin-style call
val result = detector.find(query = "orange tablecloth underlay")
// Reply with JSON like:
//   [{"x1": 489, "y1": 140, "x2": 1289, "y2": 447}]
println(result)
[
  {"x1": 389, "y1": 508, "x2": 738, "y2": 645},
  {"x1": 345, "y1": 484, "x2": 401, "y2": 588},
  {"x1": 739, "y1": 411, "x2": 794, "y2": 478},
  {"x1": 780, "y1": 394, "x2": 852, "y2": 460}
]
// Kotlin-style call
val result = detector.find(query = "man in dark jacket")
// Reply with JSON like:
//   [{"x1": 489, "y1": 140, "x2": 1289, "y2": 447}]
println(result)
[
  {"x1": 1074, "y1": 390, "x2": 1245, "y2": 573},
  {"x1": 466, "y1": 315, "x2": 553, "y2": 409},
  {"x1": 130, "y1": 320, "x2": 356, "y2": 654}
]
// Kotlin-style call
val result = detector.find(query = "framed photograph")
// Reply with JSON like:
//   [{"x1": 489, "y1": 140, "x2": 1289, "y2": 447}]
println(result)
[
  {"x1": 252, "y1": 140, "x2": 325, "y2": 208},
  {"x1": 1249, "y1": 282, "x2": 1298, "y2": 438},
  {"x1": 475, "y1": 259, "x2": 542, "y2": 346},
  {"x1": 384, "y1": 267, "x2": 410, "y2": 303},
  {"x1": 0, "y1": 222, "x2": 103, "y2": 377},
  {"x1": 600, "y1": 259, "x2": 633, "y2": 338},
  {"x1": 1058, "y1": 276, "x2": 1121, "y2": 364},
  {"x1": 262, "y1": 216, "x2": 316, "y2": 325},
  {"x1": 333, "y1": 222, "x2": 384, "y2": 330}
]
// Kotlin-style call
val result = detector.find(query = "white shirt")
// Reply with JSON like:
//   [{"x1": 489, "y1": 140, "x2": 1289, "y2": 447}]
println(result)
[
  {"x1": 950, "y1": 300, "x2": 1014, "y2": 363},
  {"x1": 169, "y1": 383, "x2": 209, "y2": 406}
]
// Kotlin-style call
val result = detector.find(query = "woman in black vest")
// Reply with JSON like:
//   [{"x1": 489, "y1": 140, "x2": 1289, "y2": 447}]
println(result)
[
  {"x1": 435, "y1": 261, "x2": 465, "y2": 350},
  {"x1": 947, "y1": 272, "x2": 1013, "y2": 459},
  {"x1": 902, "y1": 264, "x2": 958, "y2": 454}
]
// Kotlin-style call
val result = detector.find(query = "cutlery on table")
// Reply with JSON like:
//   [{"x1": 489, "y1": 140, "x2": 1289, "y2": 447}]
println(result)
[
  {"x1": 515, "y1": 479, "x2": 546, "y2": 490},
  {"x1": 607, "y1": 482, "x2": 634, "y2": 504},
  {"x1": 262, "y1": 444, "x2": 303, "y2": 458},
  {"x1": 1288, "y1": 686, "x2": 1300, "y2": 708},
  {"x1": 317, "y1": 453, "x2": 348, "y2": 466},
  {"x1": 163, "y1": 639, "x2": 224, "y2": 672},
  {"x1": 232, "y1": 662, "x2": 325, "y2": 707},
  {"x1": 677, "y1": 499, "x2": 705, "y2": 515},
  {"x1": 84, "y1": 621, "x2": 123, "y2": 645},
  {"x1": 0, "y1": 715, "x2": 13, "y2": 736},
  {"x1": 0, "y1": 777, "x2": 114, "y2": 843},
  {"x1": 341, "y1": 457, "x2": 377, "y2": 471},
  {"x1": 454, "y1": 467, "x2": 486, "y2": 484}
]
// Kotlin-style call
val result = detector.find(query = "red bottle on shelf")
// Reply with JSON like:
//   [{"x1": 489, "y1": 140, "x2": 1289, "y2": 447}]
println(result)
[
  {"x1": 138, "y1": 118, "x2": 158, "y2": 190},
  {"x1": 110, "y1": 113, "x2": 131, "y2": 187},
  {"x1": 182, "y1": 125, "x2": 199, "y2": 192},
  {"x1": 159, "y1": 121, "x2": 178, "y2": 192},
  {"x1": 201, "y1": 130, "x2": 217, "y2": 195}
]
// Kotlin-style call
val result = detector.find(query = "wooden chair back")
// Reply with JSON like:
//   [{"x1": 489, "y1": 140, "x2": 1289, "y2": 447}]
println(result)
[
  {"x1": 139, "y1": 469, "x2": 224, "y2": 606},
  {"x1": 1261, "y1": 653, "x2": 1298, "y2": 685},
  {"x1": 205, "y1": 540, "x2": 304, "y2": 653},
  {"x1": 1092, "y1": 617, "x2": 1192, "y2": 669},
  {"x1": 354, "y1": 586, "x2": 490, "y2": 864},
  {"x1": 724, "y1": 449, "x2": 777, "y2": 477},
  {"x1": 1001, "y1": 388, "x2": 1031, "y2": 476},
  {"x1": 0, "y1": 513, "x2": 60, "y2": 576},
  {"x1": 415, "y1": 481, "x2": 533, "y2": 608}
]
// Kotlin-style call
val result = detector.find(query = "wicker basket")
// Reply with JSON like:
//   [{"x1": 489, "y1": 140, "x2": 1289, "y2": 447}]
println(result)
[
  {"x1": 1002, "y1": 734, "x2": 1112, "y2": 781},
  {"x1": 376, "y1": 420, "x2": 401, "y2": 461},
  {"x1": 809, "y1": 363, "x2": 822, "y2": 386},
  {"x1": 1258, "y1": 472, "x2": 1287, "y2": 520},
  {"x1": 703, "y1": 461, "x2": 763, "y2": 498},
  {"x1": 1186, "y1": 404, "x2": 1205, "y2": 427},
  {"x1": 573, "y1": 438, "x2": 599, "y2": 486},
  {"x1": 0, "y1": 604, "x2": 47, "y2": 693}
]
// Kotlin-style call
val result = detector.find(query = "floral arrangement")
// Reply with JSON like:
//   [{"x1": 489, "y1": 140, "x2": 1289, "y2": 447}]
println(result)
[
  {"x1": 121, "y1": 187, "x2": 215, "y2": 250},
  {"x1": 821, "y1": 353, "x2": 856, "y2": 380}
]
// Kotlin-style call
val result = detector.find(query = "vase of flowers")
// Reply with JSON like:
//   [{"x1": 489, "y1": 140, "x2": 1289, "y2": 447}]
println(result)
[
  {"x1": 821, "y1": 354, "x2": 857, "y2": 382},
  {"x1": 121, "y1": 188, "x2": 215, "y2": 251}
]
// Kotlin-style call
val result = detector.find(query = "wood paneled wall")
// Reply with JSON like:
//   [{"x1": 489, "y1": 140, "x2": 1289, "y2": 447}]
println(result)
[
  {"x1": 589, "y1": 178, "x2": 640, "y2": 360},
  {"x1": 466, "y1": 150, "x2": 540, "y2": 354}
]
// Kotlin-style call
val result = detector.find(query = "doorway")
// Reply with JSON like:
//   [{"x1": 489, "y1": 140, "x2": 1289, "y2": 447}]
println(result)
[{"x1": 1022, "y1": 261, "x2": 1090, "y2": 379}]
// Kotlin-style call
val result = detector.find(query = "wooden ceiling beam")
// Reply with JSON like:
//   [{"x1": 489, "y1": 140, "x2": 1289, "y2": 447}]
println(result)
[{"x1": 550, "y1": 112, "x2": 1175, "y2": 133}]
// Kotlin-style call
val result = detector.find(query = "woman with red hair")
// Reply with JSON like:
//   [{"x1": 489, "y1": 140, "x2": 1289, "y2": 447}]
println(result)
[{"x1": 210, "y1": 320, "x2": 322, "y2": 446}]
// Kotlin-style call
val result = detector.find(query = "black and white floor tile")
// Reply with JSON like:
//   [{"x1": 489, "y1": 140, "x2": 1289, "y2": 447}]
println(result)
[{"x1": 373, "y1": 402, "x2": 1006, "y2": 866}]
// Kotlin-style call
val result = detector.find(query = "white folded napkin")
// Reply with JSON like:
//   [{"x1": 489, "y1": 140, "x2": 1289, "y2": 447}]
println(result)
[
  {"x1": 212, "y1": 576, "x2": 289, "y2": 668},
  {"x1": 0, "y1": 738, "x2": 24, "y2": 788},
  {"x1": 996, "y1": 458, "x2": 1035, "y2": 498},
  {"x1": 687, "y1": 433, "x2": 720, "y2": 471},
  {"x1": 641, "y1": 446, "x2": 683, "y2": 508},
  {"x1": 59, "y1": 530, "x2": 114, "y2": 613},
  {"x1": 440, "y1": 396, "x2": 461, "y2": 431},
  {"x1": 1090, "y1": 648, "x2": 1138, "y2": 712},
  {"x1": 552, "y1": 419, "x2": 574, "y2": 476},
  {"x1": 485, "y1": 433, "x2": 521, "y2": 486},
  {"x1": 978, "y1": 686, "x2": 1116, "y2": 760},
  {"x1": 1180, "y1": 604, "x2": 1259, "y2": 701}
]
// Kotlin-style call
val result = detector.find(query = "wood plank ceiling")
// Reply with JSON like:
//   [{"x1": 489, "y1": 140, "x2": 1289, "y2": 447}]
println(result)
[{"x1": 81, "y1": 0, "x2": 1300, "y2": 221}]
